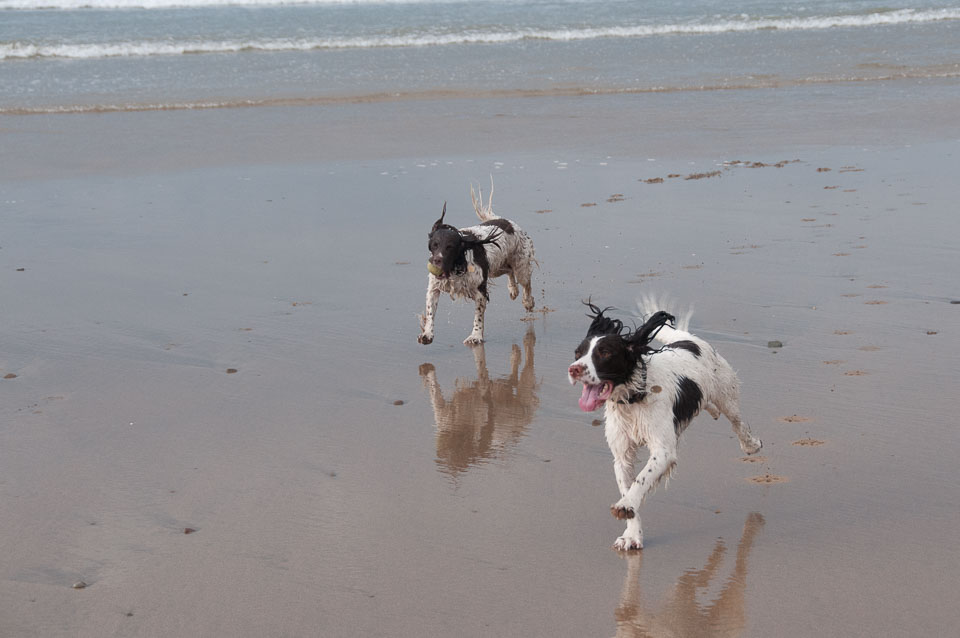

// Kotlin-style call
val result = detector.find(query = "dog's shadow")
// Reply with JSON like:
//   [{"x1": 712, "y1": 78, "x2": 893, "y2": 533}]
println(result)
[
  {"x1": 613, "y1": 512, "x2": 765, "y2": 638},
  {"x1": 418, "y1": 326, "x2": 540, "y2": 477}
]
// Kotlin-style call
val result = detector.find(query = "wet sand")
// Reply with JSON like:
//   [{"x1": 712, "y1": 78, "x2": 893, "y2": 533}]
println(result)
[{"x1": 2, "y1": 85, "x2": 960, "y2": 636}]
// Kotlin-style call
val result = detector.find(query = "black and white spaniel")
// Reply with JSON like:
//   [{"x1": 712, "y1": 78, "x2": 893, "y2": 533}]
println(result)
[
  {"x1": 418, "y1": 182, "x2": 536, "y2": 346},
  {"x1": 568, "y1": 297, "x2": 762, "y2": 550}
]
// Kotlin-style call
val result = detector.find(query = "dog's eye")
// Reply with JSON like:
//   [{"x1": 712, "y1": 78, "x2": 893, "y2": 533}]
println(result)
[{"x1": 597, "y1": 349, "x2": 610, "y2": 359}]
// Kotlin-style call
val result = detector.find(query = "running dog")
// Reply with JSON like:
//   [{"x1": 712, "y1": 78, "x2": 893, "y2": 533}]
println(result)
[{"x1": 567, "y1": 297, "x2": 762, "y2": 550}]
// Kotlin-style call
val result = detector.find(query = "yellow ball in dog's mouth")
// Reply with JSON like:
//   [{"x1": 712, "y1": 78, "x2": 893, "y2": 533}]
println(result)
[{"x1": 427, "y1": 262, "x2": 442, "y2": 277}]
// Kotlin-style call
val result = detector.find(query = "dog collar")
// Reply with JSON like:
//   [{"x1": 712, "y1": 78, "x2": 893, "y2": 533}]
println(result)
[
  {"x1": 617, "y1": 357, "x2": 649, "y2": 405},
  {"x1": 618, "y1": 391, "x2": 646, "y2": 405}
]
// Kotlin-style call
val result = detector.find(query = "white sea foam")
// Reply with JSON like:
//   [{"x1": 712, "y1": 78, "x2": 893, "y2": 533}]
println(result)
[
  {"x1": 0, "y1": 0, "x2": 453, "y2": 9},
  {"x1": 3, "y1": 8, "x2": 959, "y2": 59}
]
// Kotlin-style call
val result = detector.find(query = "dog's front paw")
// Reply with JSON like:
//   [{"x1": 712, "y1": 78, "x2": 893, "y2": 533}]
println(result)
[
  {"x1": 611, "y1": 503, "x2": 635, "y2": 520},
  {"x1": 613, "y1": 533, "x2": 643, "y2": 551},
  {"x1": 418, "y1": 333, "x2": 434, "y2": 345},
  {"x1": 463, "y1": 334, "x2": 484, "y2": 346}
]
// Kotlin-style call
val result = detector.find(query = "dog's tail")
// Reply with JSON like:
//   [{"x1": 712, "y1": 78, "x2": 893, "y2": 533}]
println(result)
[
  {"x1": 637, "y1": 293, "x2": 693, "y2": 343},
  {"x1": 470, "y1": 175, "x2": 500, "y2": 222}
]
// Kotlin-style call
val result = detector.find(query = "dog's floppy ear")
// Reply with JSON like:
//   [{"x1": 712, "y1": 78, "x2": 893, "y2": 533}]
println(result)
[
  {"x1": 628, "y1": 310, "x2": 675, "y2": 351},
  {"x1": 460, "y1": 228, "x2": 502, "y2": 252},
  {"x1": 584, "y1": 299, "x2": 623, "y2": 337},
  {"x1": 430, "y1": 202, "x2": 448, "y2": 234}
]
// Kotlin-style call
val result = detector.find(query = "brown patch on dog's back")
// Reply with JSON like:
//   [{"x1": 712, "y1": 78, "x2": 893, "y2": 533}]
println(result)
[{"x1": 482, "y1": 218, "x2": 515, "y2": 234}]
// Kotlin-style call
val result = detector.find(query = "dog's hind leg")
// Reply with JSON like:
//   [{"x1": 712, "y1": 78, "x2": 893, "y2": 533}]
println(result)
[
  {"x1": 716, "y1": 396, "x2": 762, "y2": 455},
  {"x1": 515, "y1": 262, "x2": 535, "y2": 312},
  {"x1": 464, "y1": 294, "x2": 487, "y2": 346},
  {"x1": 418, "y1": 279, "x2": 441, "y2": 344}
]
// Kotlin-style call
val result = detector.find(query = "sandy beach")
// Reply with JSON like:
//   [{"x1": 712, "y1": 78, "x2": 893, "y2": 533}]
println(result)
[{"x1": 3, "y1": 75, "x2": 960, "y2": 637}]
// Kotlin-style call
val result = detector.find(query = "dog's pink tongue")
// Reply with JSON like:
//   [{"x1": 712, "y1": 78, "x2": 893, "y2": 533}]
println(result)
[{"x1": 579, "y1": 383, "x2": 606, "y2": 412}]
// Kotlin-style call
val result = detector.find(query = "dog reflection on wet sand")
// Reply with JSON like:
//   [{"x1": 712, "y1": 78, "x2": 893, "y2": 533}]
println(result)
[
  {"x1": 419, "y1": 328, "x2": 539, "y2": 477},
  {"x1": 614, "y1": 513, "x2": 765, "y2": 638}
]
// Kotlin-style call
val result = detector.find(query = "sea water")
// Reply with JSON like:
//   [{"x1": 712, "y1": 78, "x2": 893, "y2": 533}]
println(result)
[{"x1": 2, "y1": 0, "x2": 959, "y2": 113}]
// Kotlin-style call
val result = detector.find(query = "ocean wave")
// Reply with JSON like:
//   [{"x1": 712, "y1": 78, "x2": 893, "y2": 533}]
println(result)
[
  {"x1": 0, "y1": 0, "x2": 449, "y2": 9},
  {"x1": 3, "y1": 8, "x2": 960, "y2": 59}
]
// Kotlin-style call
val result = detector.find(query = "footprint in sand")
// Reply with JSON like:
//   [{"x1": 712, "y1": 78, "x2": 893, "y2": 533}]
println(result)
[
  {"x1": 581, "y1": 202, "x2": 597, "y2": 207},
  {"x1": 858, "y1": 345, "x2": 881, "y2": 351},
  {"x1": 739, "y1": 456, "x2": 768, "y2": 464},
  {"x1": 833, "y1": 330, "x2": 853, "y2": 335},
  {"x1": 607, "y1": 194, "x2": 625, "y2": 202},
  {"x1": 823, "y1": 360, "x2": 845, "y2": 365},
  {"x1": 779, "y1": 415, "x2": 812, "y2": 423},
  {"x1": 843, "y1": 370, "x2": 869, "y2": 376},
  {"x1": 748, "y1": 473, "x2": 788, "y2": 484},
  {"x1": 792, "y1": 438, "x2": 825, "y2": 447},
  {"x1": 833, "y1": 252, "x2": 851, "y2": 257},
  {"x1": 864, "y1": 300, "x2": 888, "y2": 305},
  {"x1": 685, "y1": 171, "x2": 721, "y2": 180},
  {"x1": 643, "y1": 177, "x2": 664, "y2": 184}
]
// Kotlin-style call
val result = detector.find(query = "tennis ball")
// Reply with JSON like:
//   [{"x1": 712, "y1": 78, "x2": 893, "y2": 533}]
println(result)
[{"x1": 427, "y1": 262, "x2": 442, "y2": 277}]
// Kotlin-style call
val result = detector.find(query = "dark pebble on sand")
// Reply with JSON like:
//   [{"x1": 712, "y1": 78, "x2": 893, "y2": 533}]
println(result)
[
  {"x1": 16, "y1": 268, "x2": 25, "y2": 272},
  {"x1": 591, "y1": 419, "x2": 603, "y2": 427},
  {"x1": 393, "y1": 399, "x2": 404, "y2": 406},
  {"x1": 951, "y1": 300, "x2": 960, "y2": 304},
  {"x1": 72, "y1": 581, "x2": 87, "y2": 589},
  {"x1": 184, "y1": 527, "x2": 196, "y2": 534},
  {"x1": 767, "y1": 340, "x2": 783, "y2": 348},
  {"x1": 3, "y1": 373, "x2": 16, "y2": 379},
  {"x1": 226, "y1": 368, "x2": 238, "y2": 374}
]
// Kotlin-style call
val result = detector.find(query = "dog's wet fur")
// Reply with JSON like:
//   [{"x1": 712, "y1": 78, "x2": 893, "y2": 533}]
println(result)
[
  {"x1": 418, "y1": 183, "x2": 536, "y2": 346},
  {"x1": 568, "y1": 297, "x2": 762, "y2": 550}
]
